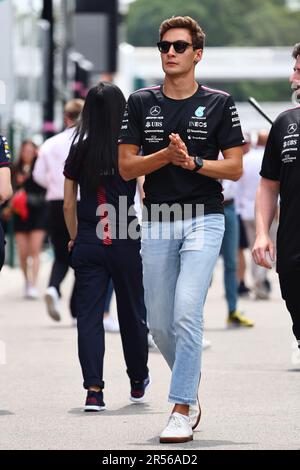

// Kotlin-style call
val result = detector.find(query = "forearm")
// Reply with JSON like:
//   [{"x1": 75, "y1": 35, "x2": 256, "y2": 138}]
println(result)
[
  {"x1": 119, "y1": 146, "x2": 170, "y2": 181},
  {"x1": 198, "y1": 157, "x2": 242, "y2": 181},
  {"x1": 63, "y1": 205, "x2": 78, "y2": 240},
  {"x1": 63, "y1": 179, "x2": 78, "y2": 239},
  {"x1": 255, "y1": 180, "x2": 279, "y2": 237}
]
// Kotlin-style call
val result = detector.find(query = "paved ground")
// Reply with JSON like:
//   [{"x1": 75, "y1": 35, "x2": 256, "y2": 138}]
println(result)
[{"x1": 0, "y1": 256, "x2": 299, "y2": 450}]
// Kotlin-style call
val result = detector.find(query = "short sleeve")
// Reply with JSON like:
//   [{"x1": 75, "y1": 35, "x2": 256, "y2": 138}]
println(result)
[
  {"x1": 260, "y1": 123, "x2": 281, "y2": 181},
  {"x1": 0, "y1": 135, "x2": 12, "y2": 167},
  {"x1": 118, "y1": 94, "x2": 142, "y2": 147},
  {"x1": 63, "y1": 144, "x2": 81, "y2": 181},
  {"x1": 217, "y1": 96, "x2": 245, "y2": 151}
]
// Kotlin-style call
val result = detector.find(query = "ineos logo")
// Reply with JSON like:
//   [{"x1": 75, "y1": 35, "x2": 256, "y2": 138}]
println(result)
[{"x1": 150, "y1": 106, "x2": 161, "y2": 116}]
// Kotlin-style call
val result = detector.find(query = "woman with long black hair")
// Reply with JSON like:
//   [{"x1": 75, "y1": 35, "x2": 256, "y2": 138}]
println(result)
[{"x1": 63, "y1": 82, "x2": 149, "y2": 411}]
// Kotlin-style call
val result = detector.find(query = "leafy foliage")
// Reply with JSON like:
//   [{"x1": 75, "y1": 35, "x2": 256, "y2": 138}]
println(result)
[{"x1": 127, "y1": 0, "x2": 300, "y2": 47}]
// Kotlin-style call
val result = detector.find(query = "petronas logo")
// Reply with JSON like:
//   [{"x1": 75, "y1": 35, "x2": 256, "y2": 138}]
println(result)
[{"x1": 195, "y1": 106, "x2": 206, "y2": 117}]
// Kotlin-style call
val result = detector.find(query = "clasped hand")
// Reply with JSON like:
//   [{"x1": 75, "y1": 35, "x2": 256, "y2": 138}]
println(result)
[{"x1": 167, "y1": 133, "x2": 195, "y2": 170}]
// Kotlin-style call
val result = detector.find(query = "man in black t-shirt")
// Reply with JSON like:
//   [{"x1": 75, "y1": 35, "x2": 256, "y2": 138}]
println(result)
[
  {"x1": 253, "y1": 43, "x2": 300, "y2": 351},
  {"x1": 0, "y1": 135, "x2": 12, "y2": 270},
  {"x1": 119, "y1": 16, "x2": 244, "y2": 443}
]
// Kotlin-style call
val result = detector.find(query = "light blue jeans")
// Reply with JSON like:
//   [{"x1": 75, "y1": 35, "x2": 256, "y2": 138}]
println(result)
[
  {"x1": 220, "y1": 202, "x2": 239, "y2": 313},
  {"x1": 141, "y1": 214, "x2": 225, "y2": 405}
]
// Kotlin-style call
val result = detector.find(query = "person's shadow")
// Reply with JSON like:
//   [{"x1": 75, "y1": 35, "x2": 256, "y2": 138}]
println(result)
[
  {"x1": 0, "y1": 410, "x2": 14, "y2": 416},
  {"x1": 68, "y1": 403, "x2": 163, "y2": 417},
  {"x1": 132, "y1": 434, "x2": 256, "y2": 449}
]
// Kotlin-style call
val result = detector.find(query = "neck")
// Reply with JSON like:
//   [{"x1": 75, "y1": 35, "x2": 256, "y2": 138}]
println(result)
[{"x1": 163, "y1": 73, "x2": 198, "y2": 100}]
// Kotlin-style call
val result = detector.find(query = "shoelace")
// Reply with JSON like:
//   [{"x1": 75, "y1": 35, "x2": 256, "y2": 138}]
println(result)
[{"x1": 169, "y1": 414, "x2": 187, "y2": 429}]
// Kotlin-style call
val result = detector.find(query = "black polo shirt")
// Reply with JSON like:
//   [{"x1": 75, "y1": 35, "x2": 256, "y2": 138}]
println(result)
[
  {"x1": 260, "y1": 106, "x2": 300, "y2": 273},
  {"x1": 0, "y1": 135, "x2": 11, "y2": 167},
  {"x1": 118, "y1": 84, "x2": 244, "y2": 219}
]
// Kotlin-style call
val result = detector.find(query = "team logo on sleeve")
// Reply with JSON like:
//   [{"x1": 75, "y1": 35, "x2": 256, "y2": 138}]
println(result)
[
  {"x1": 3, "y1": 138, "x2": 11, "y2": 159},
  {"x1": 195, "y1": 106, "x2": 206, "y2": 118},
  {"x1": 287, "y1": 123, "x2": 298, "y2": 134},
  {"x1": 0, "y1": 136, "x2": 11, "y2": 159}
]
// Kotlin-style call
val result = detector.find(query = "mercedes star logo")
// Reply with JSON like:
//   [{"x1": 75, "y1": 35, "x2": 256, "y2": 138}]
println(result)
[
  {"x1": 150, "y1": 106, "x2": 161, "y2": 116},
  {"x1": 287, "y1": 123, "x2": 298, "y2": 134}
]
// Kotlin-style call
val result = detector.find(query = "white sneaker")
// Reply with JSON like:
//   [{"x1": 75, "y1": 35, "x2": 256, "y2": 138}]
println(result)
[
  {"x1": 45, "y1": 287, "x2": 61, "y2": 322},
  {"x1": 202, "y1": 337, "x2": 211, "y2": 350},
  {"x1": 103, "y1": 316, "x2": 119, "y2": 332},
  {"x1": 160, "y1": 412, "x2": 193, "y2": 443},
  {"x1": 25, "y1": 284, "x2": 39, "y2": 300}
]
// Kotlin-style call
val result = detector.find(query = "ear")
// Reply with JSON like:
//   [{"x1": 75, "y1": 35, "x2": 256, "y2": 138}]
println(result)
[{"x1": 194, "y1": 49, "x2": 203, "y2": 64}]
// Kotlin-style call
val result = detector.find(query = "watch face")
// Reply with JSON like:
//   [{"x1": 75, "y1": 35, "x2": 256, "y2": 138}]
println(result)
[
  {"x1": 195, "y1": 156, "x2": 203, "y2": 168},
  {"x1": 192, "y1": 157, "x2": 199, "y2": 172}
]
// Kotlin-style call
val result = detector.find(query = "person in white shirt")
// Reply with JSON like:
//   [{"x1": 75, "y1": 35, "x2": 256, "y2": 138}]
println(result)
[
  {"x1": 236, "y1": 130, "x2": 277, "y2": 299},
  {"x1": 33, "y1": 99, "x2": 84, "y2": 321}
]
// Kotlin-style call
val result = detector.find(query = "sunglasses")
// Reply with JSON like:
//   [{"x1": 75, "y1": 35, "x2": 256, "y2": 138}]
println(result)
[{"x1": 157, "y1": 40, "x2": 194, "y2": 54}]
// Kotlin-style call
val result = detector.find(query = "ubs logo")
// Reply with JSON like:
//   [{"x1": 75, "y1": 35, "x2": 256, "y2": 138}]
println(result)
[
  {"x1": 287, "y1": 123, "x2": 298, "y2": 134},
  {"x1": 150, "y1": 106, "x2": 161, "y2": 116}
]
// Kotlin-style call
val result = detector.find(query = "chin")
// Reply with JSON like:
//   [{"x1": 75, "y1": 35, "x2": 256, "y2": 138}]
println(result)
[{"x1": 163, "y1": 67, "x2": 182, "y2": 76}]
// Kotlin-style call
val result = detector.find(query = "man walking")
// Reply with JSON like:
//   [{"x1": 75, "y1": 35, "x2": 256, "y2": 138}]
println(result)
[
  {"x1": 33, "y1": 99, "x2": 84, "y2": 321},
  {"x1": 119, "y1": 16, "x2": 244, "y2": 443},
  {"x1": 238, "y1": 130, "x2": 277, "y2": 300},
  {"x1": 253, "y1": 43, "x2": 300, "y2": 351}
]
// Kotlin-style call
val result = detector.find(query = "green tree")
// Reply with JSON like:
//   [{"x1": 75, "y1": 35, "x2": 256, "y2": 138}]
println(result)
[{"x1": 127, "y1": 0, "x2": 300, "y2": 47}]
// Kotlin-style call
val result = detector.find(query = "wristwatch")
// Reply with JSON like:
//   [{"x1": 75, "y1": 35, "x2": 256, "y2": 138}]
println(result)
[{"x1": 192, "y1": 156, "x2": 203, "y2": 172}]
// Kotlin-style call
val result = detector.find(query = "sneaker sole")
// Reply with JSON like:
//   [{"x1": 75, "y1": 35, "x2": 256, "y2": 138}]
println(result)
[
  {"x1": 129, "y1": 375, "x2": 151, "y2": 403},
  {"x1": 84, "y1": 405, "x2": 106, "y2": 412},
  {"x1": 45, "y1": 294, "x2": 61, "y2": 322},
  {"x1": 160, "y1": 435, "x2": 193, "y2": 444}
]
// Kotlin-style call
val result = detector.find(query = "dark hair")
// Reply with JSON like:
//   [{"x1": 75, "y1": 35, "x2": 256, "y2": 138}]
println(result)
[
  {"x1": 292, "y1": 43, "x2": 300, "y2": 59},
  {"x1": 159, "y1": 16, "x2": 205, "y2": 50},
  {"x1": 69, "y1": 82, "x2": 126, "y2": 191},
  {"x1": 14, "y1": 140, "x2": 38, "y2": 173}
]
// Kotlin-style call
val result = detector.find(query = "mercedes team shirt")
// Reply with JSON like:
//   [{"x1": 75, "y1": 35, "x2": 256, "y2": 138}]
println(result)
[
  {"x1": 118, "y1": 84, "x2": 245, "y2": 218},
  {"x1": 260, "y1": 106, "x2": 300, "y2": 273}
]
